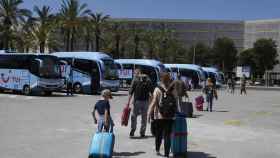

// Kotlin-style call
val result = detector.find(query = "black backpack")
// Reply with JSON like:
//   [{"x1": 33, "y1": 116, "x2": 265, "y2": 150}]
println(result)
[{"x1": 158, "y1": 86, "x2": 177, "y2": 118}]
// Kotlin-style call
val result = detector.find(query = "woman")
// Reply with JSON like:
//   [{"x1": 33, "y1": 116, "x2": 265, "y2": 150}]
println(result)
[
  {"x1": 148, "y1": 72, "x2": 174, "y2": 157},
  {"x1": 203, "y1": 78, "x2": 218, "y2": 112}
]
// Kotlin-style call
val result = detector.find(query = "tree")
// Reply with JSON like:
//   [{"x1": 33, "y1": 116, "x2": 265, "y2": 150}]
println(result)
[
  {"x1": 0, "y1": 0, "x2": 31, "y2": 50},
  {"x1": 253, "y1": 38, "x2": 279, "y2": 76},
  {"x1": 212, "y1": 37, "x2": 238, "y2": 72},
  {"x1": 89, "y1": 12, "x2": 110, "y2": 52},
  {"x1": 189, "y1": 42, "x2": 212, "y2": 66},
  {"x1": 58, "y1": 0, "x2": 91, "y2": 51},
  {"x1": 238, "y1": 48, "x2": 257, "y2": 77},
  {"x1": 32, "y1": 5, "x2": 55, "y2": 53},
  {"x1": 142, "y1": 29, "x2": 160, "y2": 59},
  {"x1": 129, "y1": 24, "x2": 144, "y2": 58}
]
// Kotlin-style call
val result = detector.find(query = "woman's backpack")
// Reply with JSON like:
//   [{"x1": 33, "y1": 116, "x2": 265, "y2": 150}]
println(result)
[{"x1": 158, "y1": 86, "x2": 177, "y2": 118}]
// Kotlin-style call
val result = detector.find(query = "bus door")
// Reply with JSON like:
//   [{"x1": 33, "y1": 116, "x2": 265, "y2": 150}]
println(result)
[{"x1": 91, "y1": 61, "x2": 100, "y2": 94}]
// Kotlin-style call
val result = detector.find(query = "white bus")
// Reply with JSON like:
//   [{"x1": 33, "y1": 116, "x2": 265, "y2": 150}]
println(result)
[
  {"x1": 202, "y1": 67, "x2": 225, "y2": 88},
  {"x1": 0, "y1": 53, "x2": 64, "y2": 95},
  {"x1": 53, "y1": 52, "x2": 119, "y2": 94},
  {"x1": 164, "y1": 64, "x2": 206, "y2": 89},
  {"x1": 115, "y1": 59, "x2": 166, "y2": 88}
]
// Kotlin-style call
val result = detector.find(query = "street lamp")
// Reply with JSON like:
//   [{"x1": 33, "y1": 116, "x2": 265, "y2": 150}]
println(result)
[{"x1": 192, "y1": 33, "x2": 197, "y2": 64}]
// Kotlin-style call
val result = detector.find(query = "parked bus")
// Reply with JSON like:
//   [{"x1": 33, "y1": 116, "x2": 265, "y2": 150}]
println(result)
[
  {"x1": 202, "y1": 67, "x2": 225, "y2": 87},
  {"x1": 115, "y1": 59, "x2": 166, "y2": 88},
  {"x1": 164, "y1": 64, "x2": 206, "y2": 89},
  {"x1": 0, "y1": 53, "x2": 64, "y2": 95},
  {"x1": 53, "y1": 52, "x2": 119, "y2": 94}
]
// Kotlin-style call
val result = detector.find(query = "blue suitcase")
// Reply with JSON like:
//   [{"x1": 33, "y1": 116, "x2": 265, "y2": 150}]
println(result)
[
  {"x1": 171, "y1": 114, "x2": 188, "y2": 156},
  {"x1": 89, "y1": 132, "x2": 115, "y2": 158}
]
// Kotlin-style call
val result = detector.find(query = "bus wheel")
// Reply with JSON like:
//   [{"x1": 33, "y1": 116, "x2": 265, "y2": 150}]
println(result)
[
  {"x1": 22, "y1": 85, "x2": 31, "y2": 96},
  {"x1": 73, "y1": 83, "x2": 82, "y2": 93},
  {"x1": 44, "y1": 91, "x2": 52, "y2": 96}
]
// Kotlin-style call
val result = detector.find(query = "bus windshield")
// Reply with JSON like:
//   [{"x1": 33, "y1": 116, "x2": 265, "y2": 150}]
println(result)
[
  {"x1": 102, "y1": 59, "x2": 118, "y2": 80},
  {"x1": 38, "y1": 57, "x2": 61, "y2": 79}
]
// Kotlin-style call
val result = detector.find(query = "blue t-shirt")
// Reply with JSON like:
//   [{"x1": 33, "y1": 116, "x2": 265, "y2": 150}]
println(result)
[{"x1": 94, "y1": 100, "x2": 110, "y2": 115}]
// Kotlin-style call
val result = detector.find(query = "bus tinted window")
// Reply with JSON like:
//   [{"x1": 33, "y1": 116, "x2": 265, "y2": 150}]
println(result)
[
  {"x1": 73, "y1": 59, "x2": 92, "y2": 74},
  {"x1": 102, "y1": 59, "x2": 118, "y2": 80},
  {"x1": 136, "y1": 65, "x2": 158, "y2": 84}
]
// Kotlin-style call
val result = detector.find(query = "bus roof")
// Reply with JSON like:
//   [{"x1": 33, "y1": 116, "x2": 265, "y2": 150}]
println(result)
[
  {"x1": 115, "y1": 59, "x2": 163, "y2": 67},
  {"x1": 52, "y1": 52, "x2": 112, "y2": 61},
  {"x1": 164, "y1": 64, "x2": 203, "y2": 71},
  {"x1": 202, "y1": 67, "x2": 219, "y2": 73},
  {"x1": 0, "y1": 53, "x2": 56, "y2": 57}
]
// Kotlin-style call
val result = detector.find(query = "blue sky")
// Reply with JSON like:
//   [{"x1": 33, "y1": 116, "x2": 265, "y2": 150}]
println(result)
[{"x1": 22, "y1": 0, "x2": 280, "y2": 20}]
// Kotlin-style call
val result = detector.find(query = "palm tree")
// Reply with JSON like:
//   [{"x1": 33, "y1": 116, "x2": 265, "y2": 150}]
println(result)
[
  {"x1": 14, "y1": 17, "x2": 35, "y2": 52},
  {"x1": 143, "y1": 29, "x2": 160, "y2": 59},
  {"x1": 89, "y1": 12, "x2": 110, "y2": 52},
  {"x1": 33, "y1": 5, "x2": 55, "y2": 53},
  {"x1": 0, "y1": 0, "x2": 31, "y2": 50},
  {"x1": 58, "y1": 0, "x2": 91, "y2": 51}
]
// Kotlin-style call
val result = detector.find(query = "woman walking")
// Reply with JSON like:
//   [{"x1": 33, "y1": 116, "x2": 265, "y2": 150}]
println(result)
[
  {"x1": 204, "y1": 78, "x2": 218, "y2": 112},
  {"x1": 148, "y1": 72, "x2": 175, "y2": 157}
]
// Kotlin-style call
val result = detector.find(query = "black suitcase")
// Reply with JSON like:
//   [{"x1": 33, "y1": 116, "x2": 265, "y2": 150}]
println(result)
[{"x1": 180, "y1": 98, "x2": 193, "y2": 118}]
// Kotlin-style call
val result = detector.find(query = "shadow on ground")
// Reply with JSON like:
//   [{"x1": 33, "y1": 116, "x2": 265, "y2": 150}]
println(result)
[
  {"x1": 187, "y1": 151, "x2": 216, "y2": 158},
  {"x1": 191, "y1": 114, "x2": 203, "y2": 118},
  {"x1": 113, "y1": 151, "x2": 145, "y2": 157},
  {"x1": 129, "y1": 135, "x2": 154, "y2": 140}
]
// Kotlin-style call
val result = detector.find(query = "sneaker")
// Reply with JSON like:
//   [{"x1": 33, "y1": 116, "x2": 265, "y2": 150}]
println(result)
[
  {"x1": 140, "y1": 133, "x2": 145, "y2": 138},
  {"x1": 129, "y1": 131, "x2": 134, "y2": 137},
  {"x1": 156, "y1": 151, "x2": 160, "y2": 156}
]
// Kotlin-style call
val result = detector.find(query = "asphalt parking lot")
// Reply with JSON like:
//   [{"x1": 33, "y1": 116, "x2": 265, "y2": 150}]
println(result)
[{"x1": 0, "y1": 89, "x2": 280, "y2": 158}]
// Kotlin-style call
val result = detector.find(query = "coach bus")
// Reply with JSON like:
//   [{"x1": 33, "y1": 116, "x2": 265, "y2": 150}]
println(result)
[
  {"x1": 0, "y1": 53, "x2": 64, "y2": 95},
  {"x1": 53, "y1": 52, "x2": 119, "y2": 94},
  {"x1": 164, "y1": 64, "x2": 206, "y2": 89},
  {"x1": 202, "y1": 67, "x2": 225, "y2": 87},
  {"x1": 115, "y1": 59, "x2": 166, "y2": 88}
]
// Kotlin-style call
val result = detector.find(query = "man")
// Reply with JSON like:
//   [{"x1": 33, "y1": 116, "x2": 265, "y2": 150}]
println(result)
[
  {"x1": 168, "y1": 73, "x2": 188, "y2": 111},
  {"x1": 129, "y1": 69, "x2": 153, "y2": 138}
]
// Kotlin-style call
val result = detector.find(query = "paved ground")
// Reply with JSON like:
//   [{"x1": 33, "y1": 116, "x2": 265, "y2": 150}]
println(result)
[{"x1": 0, "y1": 89, "x2": 280, "y2": 158}]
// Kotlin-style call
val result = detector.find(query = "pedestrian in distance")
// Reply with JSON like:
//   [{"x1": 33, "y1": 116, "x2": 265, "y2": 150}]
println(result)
[
  {"x1": 203, "y1": 78, "x2": 218, "y2": 112},
  {"x1": 128, "y1": 69, "x2": 154, "y2": 138},
  {"x1": 92, "y1": 89, "x2": 114, "y2": 132},
  {"x1": 240, "y1": 74, "x2": 247, "y2": 95},
  {"x1": 231, "y1": 77, "x2": 236, "y2": 94},
  {"x1": 227, "y1": 77, "x2": 232, "y2": 93},
  {"x1": 168, "y1": 72, "x2": 189, "y2": 112},
  {"x1": 148, "y1": 72, "x2": 176, "y2": 157}
]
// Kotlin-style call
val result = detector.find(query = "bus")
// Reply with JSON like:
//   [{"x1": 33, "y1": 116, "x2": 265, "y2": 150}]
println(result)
[
  {"x1": 202, "y1": 67, "x2": 225, "y2": 87},
  {"x1": 53, "y1": 52, "x2": 119, "y2": 94},
  {"x1": 164, "y1": 64, "x2": 206, "y2": 89},
  {"x1": 115, "y1": 59, "x2": 166, "y2": 88},
  {"x1": 0, "y1": 53, "x2": 64, "y2": 95}
]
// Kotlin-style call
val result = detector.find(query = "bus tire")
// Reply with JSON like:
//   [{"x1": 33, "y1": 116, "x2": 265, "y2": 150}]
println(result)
[
  {"x1": 22, "y1": 85, "x2": 31, "y2": 96},
  {"x1": 44, "y1": 91, "x2": 52, "y2": 96},
  {"x1": 73, "y1": 83, "x2": 82, "y2": 93}
]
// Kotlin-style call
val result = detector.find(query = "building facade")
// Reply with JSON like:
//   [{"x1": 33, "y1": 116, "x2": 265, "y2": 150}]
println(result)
[{"x1": 244, "y1": 19, "x2": 280, "y2": 71}]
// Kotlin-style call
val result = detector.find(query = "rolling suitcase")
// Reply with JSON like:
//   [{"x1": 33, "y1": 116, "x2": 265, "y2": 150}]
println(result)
[
  {"x1": 171, "y1": 113, "x2": 188, "y2": 157},
  {"x1": 121, "y1": 98, "x2": 131, "y2": 126},
  {"x1": 195, "y1": 95, "x2": 204, "y2": 111},
  {"x1": 89, "y1": 131, "x2": 115, "y2": 158},
  {"x1": 180, "y1": 97, "x2": 193, "y2": 118}
]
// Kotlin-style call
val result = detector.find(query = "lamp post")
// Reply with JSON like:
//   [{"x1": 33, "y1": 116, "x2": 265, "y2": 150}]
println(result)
[
  {"x1": 193, "y1": 45, "x2": 196, "y2": 64},
  {"x1": 192, "y1": 33, "x2": 197, "y2": 64}
]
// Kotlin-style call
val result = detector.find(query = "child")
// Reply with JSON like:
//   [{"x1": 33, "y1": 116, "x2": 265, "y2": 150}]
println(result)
[{"x1": 92, "y1": 89, "x2": 114, "y2": 132}]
